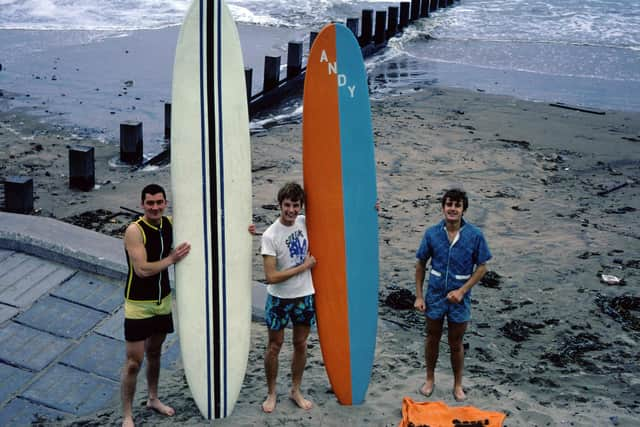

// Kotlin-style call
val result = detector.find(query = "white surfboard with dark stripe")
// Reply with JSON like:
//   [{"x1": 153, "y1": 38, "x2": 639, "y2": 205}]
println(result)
[{"x1": 171, "y1": 0, "x2": 251, "y2": 419}]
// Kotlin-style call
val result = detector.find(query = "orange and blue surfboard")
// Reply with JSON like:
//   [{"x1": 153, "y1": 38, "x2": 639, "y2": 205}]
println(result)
[{"x1": 302, "y1": 23, "x2": 378, "y2": 405}]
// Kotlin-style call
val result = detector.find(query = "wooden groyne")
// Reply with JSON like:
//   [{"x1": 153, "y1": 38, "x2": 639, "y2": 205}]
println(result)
[
  {"x1": 139, "y1": 0, "x2": 459, "y2": 169},
  {"x1": 246, "y1": 0, "x2": 459, "y2": 118}
]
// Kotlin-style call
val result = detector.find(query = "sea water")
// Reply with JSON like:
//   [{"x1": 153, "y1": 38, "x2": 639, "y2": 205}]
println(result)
[
  {"x1": 1, "y1": 0, "x2": 638, "y2": 149},
  {"x1": 369, "y1": 0, "x2": 640, "y2": 112}
]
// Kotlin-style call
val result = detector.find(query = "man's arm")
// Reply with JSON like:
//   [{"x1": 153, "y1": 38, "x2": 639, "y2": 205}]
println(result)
[
  {"x1": 446, "y1": 263, "x2": 487, "y2": 304},
  {"x1": 124, "y1": 224, "x2": 190, "y2": 278},
  {"x1": 414, "y1": 258, "x2": 427, "y2": 311},
  {"x1": 262, "y1": 254, "x2": 316, "y2": 284}
]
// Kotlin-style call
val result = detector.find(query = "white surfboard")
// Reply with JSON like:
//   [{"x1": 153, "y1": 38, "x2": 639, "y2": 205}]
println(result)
[{"x1": 170, "y1": 0, "x2": 251, "y2": 419}]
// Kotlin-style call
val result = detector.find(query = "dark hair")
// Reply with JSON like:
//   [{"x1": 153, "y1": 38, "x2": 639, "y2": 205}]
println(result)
[
  {"x1": 277, "y1": 182, "x2": 305, "y2": 207},
  {"x1": 441, "y1": 188, "x2": 468, "y2": 212},
  {"x1": 141, "y1": 184, "x2": 166, "y2": 202}
]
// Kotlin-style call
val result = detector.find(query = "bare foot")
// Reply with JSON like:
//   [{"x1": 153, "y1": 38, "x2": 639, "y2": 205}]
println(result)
[
  {"x1": 122, "y1": 416, "x2": 134, "y2": 427},
  {"x1": 289, "y1": 389, "x2": 313, "y2": 410},
  {"x1": 453, "y1": 386, "x2": 466, "y2": 402},
  {"x1": 146, "y1": 398, "x2": 175, "y2": 416},
  {"x1": 262, "y1": 393, "x2": 277, "y2": 413},
  {"x1": 419, "y1": 380, "x2": 434, "y2": 397}
]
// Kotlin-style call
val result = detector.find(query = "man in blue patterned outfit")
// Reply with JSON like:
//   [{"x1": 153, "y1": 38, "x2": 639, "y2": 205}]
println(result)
[
  {"x1": 249, "y1": 182, "x2": 316, "y2": 413},
  {"x1": 414, "y1": 188, "x2": 491, "y2": 402}
]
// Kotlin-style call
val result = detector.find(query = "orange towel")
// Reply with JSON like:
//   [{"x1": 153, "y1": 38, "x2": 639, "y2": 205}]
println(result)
[{"x1": 398, "y1": 397, "x2": 507, "y2": 427}]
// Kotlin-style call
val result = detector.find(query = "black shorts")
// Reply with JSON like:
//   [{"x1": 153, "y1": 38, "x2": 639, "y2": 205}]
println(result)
[{"x1": 124, "y1": 313, "x2": 174, "y2": 342}]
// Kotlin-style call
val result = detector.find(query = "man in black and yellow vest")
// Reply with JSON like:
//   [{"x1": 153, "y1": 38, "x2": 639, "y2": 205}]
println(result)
[{"x1": 121, "y1": 184, "x2": 190, "y2": 427}]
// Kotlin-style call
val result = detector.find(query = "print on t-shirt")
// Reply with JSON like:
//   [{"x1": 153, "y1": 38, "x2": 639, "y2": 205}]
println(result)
[{"x1": 286, "y1": 230, "x2": 307, "y2": 266}]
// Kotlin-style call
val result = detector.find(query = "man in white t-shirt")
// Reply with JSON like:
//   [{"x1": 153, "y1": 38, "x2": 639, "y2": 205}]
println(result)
[{"x1": 249, "y1": 182, "x2": 316, "y2": 413}]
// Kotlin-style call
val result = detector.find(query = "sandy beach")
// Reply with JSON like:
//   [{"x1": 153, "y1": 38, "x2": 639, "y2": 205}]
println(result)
[{"x1": 2, "y1": 82, "x2": 640, "y2": 426}]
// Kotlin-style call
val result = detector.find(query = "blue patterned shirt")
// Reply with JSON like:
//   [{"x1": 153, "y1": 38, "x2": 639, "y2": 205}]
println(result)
[{"x1": 416, "y1": 218, "x2": 491, "y2": 294}]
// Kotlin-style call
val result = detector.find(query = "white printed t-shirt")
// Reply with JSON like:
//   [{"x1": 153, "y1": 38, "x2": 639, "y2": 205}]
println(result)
[{"x1": 260, "y1": 215, "x2": 315, "y2": 299}]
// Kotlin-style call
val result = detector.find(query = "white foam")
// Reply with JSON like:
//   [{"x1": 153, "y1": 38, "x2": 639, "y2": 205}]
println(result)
[
  {"x1": 0, "y1": 0, "x2": 424, "y2": 30},
  {"x1": 2, "y1": 0, "x2": 638, "y2": 52},
  {"x1": 250, "y1": 105, "x2": 302, "y2": 131},
  {"x1": 0, "y1": 0, "x2": 190, "y2": 30},
  {"x1": 228, "y1": 5, "x2": 288, "y2": 27}
]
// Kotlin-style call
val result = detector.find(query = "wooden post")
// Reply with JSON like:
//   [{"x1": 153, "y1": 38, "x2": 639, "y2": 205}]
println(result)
[
  {"x1": 411, "y1": 0, "x2": 420, "y2": 21},
  {"x1": 439, "y1": 0, "x2": 447, "y2": 8},
  {"x1": 120, "y1": 121, "x2": 143, "y2": 165},
  {"x1": 245, "y1": 68, "x2": 253, "y2": 100},
  {"x1": 387, "y1": 6, "x2": 399, "y2": 37},
  {"x1": 346, "y1": 18, "x2": 359, "y2": 39},
  {"x1": 374, "y1": 10, "x2": 387, "y2": 45},
  {"x1": 399, "y1": 2, "x2": 410, "y2": 30},
  {"x1": 310, "y1": 31, "x2": 318, "y2": 51},
  {"x1": 263, "y1": 56, "x2": 281, "y2": 92},
  {"x1": 430, "y1": 0, "x2": 438, "y2": 12},
  {"x1": 360, "y1": 9, "x2": 373, "y2": 46},
  {"x1": 4, "y1": 176, "x2": 33, "y2": 214},
  {"x1": 286, "y1": 41, "x2": 303, "y2": 79},
  {"x1": 420, "y1": 0, "x2": 429, "y2": 17},
  {"x1": 164, "y1": 102, "x2": 171, "y2": 140},
  {"x1": 69, "y1": 145, "x2": 95, "y2": 191}
]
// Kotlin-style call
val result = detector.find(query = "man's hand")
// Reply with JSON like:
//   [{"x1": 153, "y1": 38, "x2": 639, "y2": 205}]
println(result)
[
  {"x1": 414, "y1": 297, "x2": 426, "y2": 312},
  {"x1": 303, "y1": 254, "x2": 316, "y2": 269},
  {"x1": 170, "y1": 242, "x2": 191, "y2": 264},
  {"x1": 446, "y1": 288, "x2": 465, "y2": 304}
]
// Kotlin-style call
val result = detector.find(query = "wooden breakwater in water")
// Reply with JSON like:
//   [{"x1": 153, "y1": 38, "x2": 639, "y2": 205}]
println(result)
[
  {"x1": 246, "y1": 0, "x2": 459, "y2": 117},
  {"x1": 140, "y1": 0, "x2": 459, "y2": 168}
]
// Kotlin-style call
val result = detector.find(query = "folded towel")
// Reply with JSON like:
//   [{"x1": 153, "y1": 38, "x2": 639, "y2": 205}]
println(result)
[{"x1": 398, "y1": 397, "x2": 507, "y2": 427}]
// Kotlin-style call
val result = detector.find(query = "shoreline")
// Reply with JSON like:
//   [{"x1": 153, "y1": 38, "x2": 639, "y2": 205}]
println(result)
[
  {"x1": 2, "y1": 85, "x2": 639, "y2": 426},
  {"x1": 2, "y1": 22, "x2": 639, "y2": 160},
  {"x1": 0, "y1": 24, "x2": 308, "y2": 156}
]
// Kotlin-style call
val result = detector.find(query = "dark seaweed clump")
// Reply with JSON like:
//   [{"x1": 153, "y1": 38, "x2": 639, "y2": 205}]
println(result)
[
  {"x1": 62, "y1": 209, "x2": 136, "y2": 237},
  {"x1": 595, "y1": 293, "x2": 640, "y2": 331},
  {"x1": 385, "y1": 288, "x2": 415, "y2": 310},
  {"x1": 541, "y1": 332, "x2": 607, "y2": 368},
  {"x1": 500, "y1": 319, "x2": 545, "y2": 342},
  {"x1": 479, "y1": 270, "x2": 501, "y2": 288}
]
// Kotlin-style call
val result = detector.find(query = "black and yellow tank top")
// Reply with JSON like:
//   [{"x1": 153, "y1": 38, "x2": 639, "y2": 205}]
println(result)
[{"x1": 124, "y1": 216, "x2": 173, "y2": 303}]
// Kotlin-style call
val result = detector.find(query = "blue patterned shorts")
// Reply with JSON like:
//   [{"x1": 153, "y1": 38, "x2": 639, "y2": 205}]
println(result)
[
  {"x1": 426, "y1": 291, "x2": 471, "y2": 324},
  {"x1": 264, "y1": 294, "x2": 316, "y2": 330}
]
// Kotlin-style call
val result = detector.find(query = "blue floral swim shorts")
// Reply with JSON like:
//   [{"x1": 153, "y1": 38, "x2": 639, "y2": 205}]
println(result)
[{"x1": 264, "y1": 294, "x2": 316, "y2": 330}]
